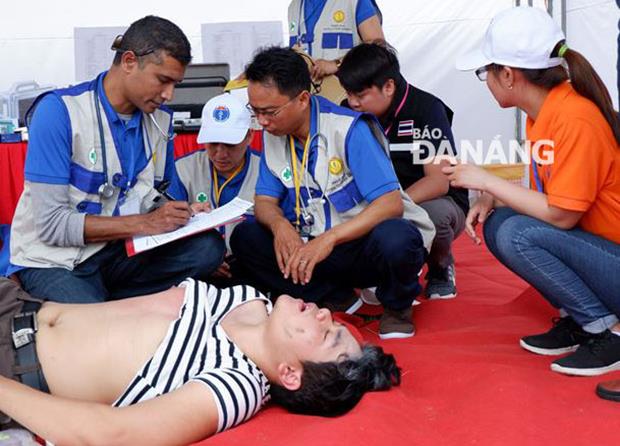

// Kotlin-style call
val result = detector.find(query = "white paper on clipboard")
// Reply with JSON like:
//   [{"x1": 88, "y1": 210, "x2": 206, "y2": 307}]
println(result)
[{"x1": 126, "y1": 197, "x2": 253, "y2": 256}]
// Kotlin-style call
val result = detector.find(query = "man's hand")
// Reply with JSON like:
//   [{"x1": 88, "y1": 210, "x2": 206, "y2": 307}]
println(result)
[
  {"x1": 311, "y1": 59, "x2": 339, "y2": 81},
  {"x1": 190, "y1": 202, "x2": 212, "y2": 214},
  {"x1": 141, "y1": 201, "x2": 193, "y2": 235},
  {"x1": 285, "y1": 232, "x2": 336, "y2": 285},
  {"x1": 272, "y1": 220, "x2": 304, "y2": 274}
]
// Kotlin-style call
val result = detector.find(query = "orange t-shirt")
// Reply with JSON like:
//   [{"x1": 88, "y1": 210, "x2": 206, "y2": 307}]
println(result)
[{"x1": 526, "y1": 82, "x2": 620, "y2": 244}]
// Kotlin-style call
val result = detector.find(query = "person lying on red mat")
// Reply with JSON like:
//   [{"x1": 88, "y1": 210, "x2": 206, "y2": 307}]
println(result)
[{"x1": 0, "y1": 277, "x2": 399, "y2": 445}]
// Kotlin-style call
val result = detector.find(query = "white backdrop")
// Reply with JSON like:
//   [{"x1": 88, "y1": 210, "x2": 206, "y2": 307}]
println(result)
[{"x1": 0, "y1": 0, "x2": 617, "y2": 151}]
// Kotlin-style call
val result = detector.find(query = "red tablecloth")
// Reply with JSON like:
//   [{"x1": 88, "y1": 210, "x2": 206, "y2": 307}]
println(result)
[{"x1": 0, "y1": 142, "x2": 27, "y2": 225}]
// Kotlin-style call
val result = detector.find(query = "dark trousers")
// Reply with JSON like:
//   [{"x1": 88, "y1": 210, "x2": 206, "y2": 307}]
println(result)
[
  {"x1": 230, "y1": 218, "x2": 426, "y2": 311},
  {"x1": 17, "y1": 230, "x2": 226, "y2": 303}
]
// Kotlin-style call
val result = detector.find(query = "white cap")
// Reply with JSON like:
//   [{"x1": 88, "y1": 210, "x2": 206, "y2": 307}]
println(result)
[
  {"x1": 455, "y1": 6, "x2": 565, "y2": 71},
  {"x1": 196, "y1": 93, "x2": 251, "y2": 145}
]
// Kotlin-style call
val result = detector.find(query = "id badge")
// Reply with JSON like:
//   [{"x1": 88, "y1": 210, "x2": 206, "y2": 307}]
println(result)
[{"x1": 118, "y1": 190, "x2": 141, "y2": 216}]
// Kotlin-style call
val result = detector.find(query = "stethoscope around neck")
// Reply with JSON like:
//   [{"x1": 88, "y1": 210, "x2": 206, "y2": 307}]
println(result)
[
  {"x1": 294, "y1": 96, "x2": 331, "y2": 229},
  {"x1": 93, "y1": 85, "x2": 174, "y2": 200}
]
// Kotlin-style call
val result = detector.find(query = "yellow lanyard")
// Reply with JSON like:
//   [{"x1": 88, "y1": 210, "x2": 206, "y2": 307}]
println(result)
[
  {"x1": 289, "y1": 135, "x2": 311, "y2": 228},
  {"x1": 211, "y1": 157, "x2": 246, "y2": 207}
]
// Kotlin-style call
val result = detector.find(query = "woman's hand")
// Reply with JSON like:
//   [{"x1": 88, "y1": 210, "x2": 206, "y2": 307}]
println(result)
[
  {"x1": 442, "y1": 163, "x2": 495, "y2": 191},
  {"x1": 465, "y1": 193, "x2": 495, "y2": 244}
]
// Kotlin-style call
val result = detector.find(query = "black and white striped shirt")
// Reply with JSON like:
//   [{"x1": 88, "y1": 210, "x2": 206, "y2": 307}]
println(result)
[{"x1": 113, "y1": 279, "x2": 272, "y2": 433}]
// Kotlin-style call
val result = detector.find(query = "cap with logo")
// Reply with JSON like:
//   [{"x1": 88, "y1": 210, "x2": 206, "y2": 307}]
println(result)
[
  {"x1": 456, "y1": 6, "x2": 566, "y2": 71},
  {"x1": 197, "y1": 93, "x2": 251, "y2": 145}
]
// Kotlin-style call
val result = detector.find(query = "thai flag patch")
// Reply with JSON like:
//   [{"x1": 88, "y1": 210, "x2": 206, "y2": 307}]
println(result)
[{"x1": 397, "y1": 120, "x2": 414, "y2": 137}]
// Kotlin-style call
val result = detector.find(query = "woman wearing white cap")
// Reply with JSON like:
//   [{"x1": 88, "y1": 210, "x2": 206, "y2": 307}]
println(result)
[
  {"x1": 444, "y1": 6, "x2": 620, "y2": 378},
  {"x1": 170, "y1": 93, "x2": 261, "y2": 279}
]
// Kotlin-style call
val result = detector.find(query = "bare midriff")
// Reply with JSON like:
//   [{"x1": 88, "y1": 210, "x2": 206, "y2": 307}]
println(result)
[{"x1": 34, "y1": 287, "x2": 186, "y2": 403}]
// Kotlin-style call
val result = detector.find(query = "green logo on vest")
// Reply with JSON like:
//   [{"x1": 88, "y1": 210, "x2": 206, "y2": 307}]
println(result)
[
  {"x1": 289, "y1": 21, "x2": 296, "y2": 32},
  {"x1": 280, "y1": 166, "x2": 292, "y2": 183},
  {"x1": 196, "y1": 192, "x2": 208, "y2": 203},
  {"x1": 88, "y1": 148, "x2": 97, "y2": 165}
]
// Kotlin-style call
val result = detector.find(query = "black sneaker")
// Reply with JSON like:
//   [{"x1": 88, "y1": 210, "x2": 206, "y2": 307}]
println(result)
[
  {"x1": 520, "y1": 317, "x2": 595, "y2": 356},
  {"x1": 551, "y1": 330, "x2": 620, "y2": 376},
  {"x1": 425, "y1": 263, "x2": 457, "y2": 299}
]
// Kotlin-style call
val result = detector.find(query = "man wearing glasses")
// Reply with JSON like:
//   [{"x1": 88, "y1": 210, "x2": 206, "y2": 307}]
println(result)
[
  {"x1": 9, "y1": 16, "x2": 225, "y2": 303},
  {"x1": 230, "y1": 46, "x2": 435, "y2": 339}
]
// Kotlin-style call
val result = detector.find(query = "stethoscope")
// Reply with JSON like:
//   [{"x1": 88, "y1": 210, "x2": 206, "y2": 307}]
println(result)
[
  {"x1": 93, "y1": 84, "x2": 174, "y2": 200},
  {"x1": 293, "y1": 97, "x2": 331, "y2": 231}
]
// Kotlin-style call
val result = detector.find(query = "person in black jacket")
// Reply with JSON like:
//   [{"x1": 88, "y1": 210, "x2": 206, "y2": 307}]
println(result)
[{"x1": 338, "y1": 42, "x2": 468, "y2": 299}]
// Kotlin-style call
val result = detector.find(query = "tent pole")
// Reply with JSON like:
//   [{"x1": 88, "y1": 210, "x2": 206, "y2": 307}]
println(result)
[{"x1": 561, "y1": 0, "x2": 567, "y2": 34}]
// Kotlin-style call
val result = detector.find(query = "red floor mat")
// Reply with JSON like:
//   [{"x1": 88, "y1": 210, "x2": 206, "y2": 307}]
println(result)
[{"x1": 196, "y1": 235, "x2": 620, "y2": 446}]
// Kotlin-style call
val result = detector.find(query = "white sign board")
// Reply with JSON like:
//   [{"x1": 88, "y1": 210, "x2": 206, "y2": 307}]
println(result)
[
  {"x1": 201, "y1": 21, "x2": 284, "y2": 78},
  {"x1": 74, "y1": 26, "x2": 127, "y2": 83}
]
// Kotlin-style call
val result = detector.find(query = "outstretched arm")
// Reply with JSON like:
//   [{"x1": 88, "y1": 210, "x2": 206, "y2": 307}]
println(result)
[
  {"x1": 0, "y1": 377, "x2": 218, "y2": 446},
  {"x1": 444, "y1": 164, "x2": 583, "y2": 229}
]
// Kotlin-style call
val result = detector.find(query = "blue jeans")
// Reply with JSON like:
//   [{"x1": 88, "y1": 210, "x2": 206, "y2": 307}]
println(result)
[
  {"x1": 230, "y1": 218, "x2": 426, "y2": 311},
  {"x1": 484, "y1": 207, "x2": 620, "y2": 332},
  {"x1": 17, "y1": 230, "x2": 225, "y2": 303}
]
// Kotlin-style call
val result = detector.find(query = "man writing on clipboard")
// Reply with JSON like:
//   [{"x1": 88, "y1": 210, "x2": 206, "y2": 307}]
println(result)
[{"x1": 8, "y1": 17, "x2": 225, "y2": 304}]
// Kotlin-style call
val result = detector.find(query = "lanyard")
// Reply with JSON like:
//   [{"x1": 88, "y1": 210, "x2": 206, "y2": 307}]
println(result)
[
  {"x1": 289, "y1": 134, "x2": 311, "y2": 228},
  {"x1": 94, "y1": 76, "x2": 152, "y2": 194},
  {"x1": 532, "y1": 163, "x2": 544, "y2": 193},
  {"x1": 211, "y1": 157, "x2": 246, "y2": 207},
  {"x1": 384, "y1": 83, "x2": 410, "y2": 136}
]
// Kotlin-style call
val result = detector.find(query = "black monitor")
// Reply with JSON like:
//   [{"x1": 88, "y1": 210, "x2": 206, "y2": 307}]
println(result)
[{"x1": 167, "y1": 63, "x2": 230, "y2": 119}]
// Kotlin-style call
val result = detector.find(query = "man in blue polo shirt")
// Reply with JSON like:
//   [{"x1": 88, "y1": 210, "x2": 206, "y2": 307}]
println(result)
[
  {"x1": 288, "y1": 0, "x2": 384, "y2": 79},
  {"x1": 8, "y1": 16, "x2": 225, "y2": 303},
  {"x1": 231, "y1": 47, "x2": 435, "y2": 339}
]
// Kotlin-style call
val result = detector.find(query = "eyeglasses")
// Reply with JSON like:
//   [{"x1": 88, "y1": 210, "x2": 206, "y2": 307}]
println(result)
[
  {"x1": 475, "y1": 65, "x2": 490, "y2": 81},
  {"x1": 111, "y1": 34, "x2": 155, "y2": 58},
  {"x1": 246, "y1": 92, "x2": 303, "y2": 119}
]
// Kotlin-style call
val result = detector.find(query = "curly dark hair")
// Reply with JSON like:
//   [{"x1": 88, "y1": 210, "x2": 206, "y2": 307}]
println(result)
[
  {"x1": 269, "y1": 344, "x2": 401, "y2": 417},
  {"x1": 245, "y1": 46, "x2": 311, "y2": 98}
]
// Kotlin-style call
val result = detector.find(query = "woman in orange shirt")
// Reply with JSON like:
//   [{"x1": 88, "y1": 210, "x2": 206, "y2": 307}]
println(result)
[{"x1": 445, "y1": 6, "x2": 620, "y2": 383}]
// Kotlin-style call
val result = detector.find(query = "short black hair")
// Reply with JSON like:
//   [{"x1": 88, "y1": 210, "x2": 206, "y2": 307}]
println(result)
[
  {"x1": 269, "y1": 344, "x2": 401, "y2": 417},
  {"x1": 245, "y1": 46, "x2": 311, "y2": 98},
  {"x1": 337, "y1": 42, "x2": 400, "y2": 93},
  {"x1": 112, "y1": 16, "x2": 192, "y2": 66}
]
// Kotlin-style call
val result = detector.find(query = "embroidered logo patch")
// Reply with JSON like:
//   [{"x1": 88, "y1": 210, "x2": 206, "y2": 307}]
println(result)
[
  {"x1": 328, "y1": 157, "x2": 344, "y2": 175},
  {"x1": 88, "y1": 148, "x2": 97, "y2": 165},
  {"x1": 213, "y1": 106, "x2": 230, "y2": 122},
  {"x1": 333, "y1": 10, "x2": 345, "y2": 23},
  {"x1": 281, "y1": 166, "x2": 293, "y2": 182},
  {"x1": 196, "y1": 192, "x2": 208, "y2": 203}
]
